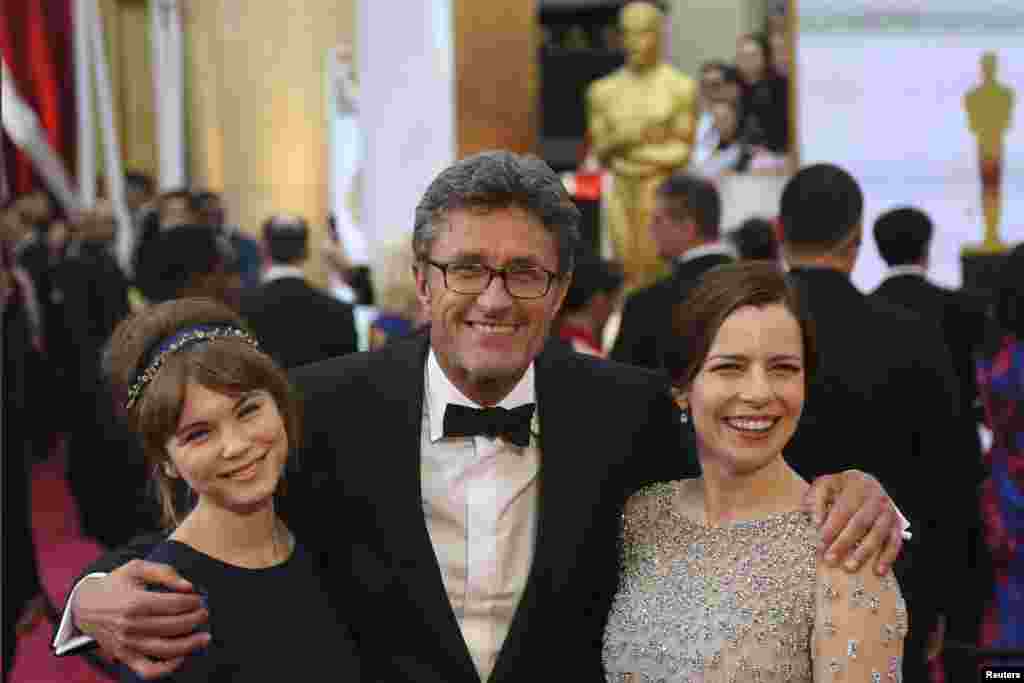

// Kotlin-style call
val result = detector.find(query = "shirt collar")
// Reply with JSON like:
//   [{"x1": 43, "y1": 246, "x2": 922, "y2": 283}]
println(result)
[
  {"x1": 677, "y1": 241, "x2": 736, "y2": 264},
  {"x1": 262, "y1": 264, "x2": 306, "y2": 283},
  {"x1": 426, "y1": 349, "x2": 536, "y2": 442},
  {"x1": 883, "y1": 264, "x2": 927, "y2": 281},
  {"x1": 13, "y1": 232, "x2": 37, "y2": 258}
]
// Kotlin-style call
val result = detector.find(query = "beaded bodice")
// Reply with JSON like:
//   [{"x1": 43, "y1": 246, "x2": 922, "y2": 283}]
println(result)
[{"x1": 602, "y1": 480, "x2": 908, "y2": 682}]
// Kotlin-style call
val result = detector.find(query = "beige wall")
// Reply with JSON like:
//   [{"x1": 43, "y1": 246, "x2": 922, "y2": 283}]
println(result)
[
  {"x1": 99, "y1": 0, "x2": 158, "y2": 181},
  {"x1": 184, "y1": 1, "x2": 356, "y2": 287},
  {"x1": 107, "y1": 0, "x2": 540, "y2": 287},
  {"x1": 455, "y1": 0, "x2": 538, "y2": 157},
  {"x1": 667, "y1": 0, "x2": 764, "y2": 78},
  {"x1": 103, "y1": 0, "x2": 355, "y2": 286}
]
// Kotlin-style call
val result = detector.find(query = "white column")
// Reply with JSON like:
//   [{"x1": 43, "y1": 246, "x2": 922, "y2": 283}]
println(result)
[
  {"x1": 326, "y1": 46, "x2": 370, "y2": 265},
  {"x1": 358, "y1": 0, "x2": 455, "y2": 258},
  {"x1": 87, "y1": 0, "x2": 132, "y2": 273},
  {"x1": 74, "y1": 0, "x2": 96, "y2": 208},
  {"x1": 150, "y1": 0, "x2": 186, "y2": 191}
]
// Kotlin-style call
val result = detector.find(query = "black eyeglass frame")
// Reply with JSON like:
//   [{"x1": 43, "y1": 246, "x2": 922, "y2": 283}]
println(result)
[{"x1": 423, "y1": 259, "x2": 561, "y2": 300}]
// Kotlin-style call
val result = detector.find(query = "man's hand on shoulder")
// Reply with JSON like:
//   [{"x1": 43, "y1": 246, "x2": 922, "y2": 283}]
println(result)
[
  {"x1": 803, "y1": 470, "x2": 904, "y2": 576},
  {"x1": 73, "y1": 560, "x2": 210, "y2": 680}
]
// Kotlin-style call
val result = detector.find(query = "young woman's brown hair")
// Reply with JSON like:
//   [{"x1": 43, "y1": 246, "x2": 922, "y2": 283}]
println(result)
[
  {"x1": 667, "y1": 260, "x2": 817, "y2": 392},
  {"x1": 104, "y1": 297, "x2": 301, "y2": 529}
]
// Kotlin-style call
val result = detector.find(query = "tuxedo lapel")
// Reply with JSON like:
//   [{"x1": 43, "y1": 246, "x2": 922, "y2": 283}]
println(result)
[
  {"x1": 371, "y1": 335, "x2": 480, "y2": 680},
  {"x1": 490, "y1": 343, "x2": 584, "y2": 680}
]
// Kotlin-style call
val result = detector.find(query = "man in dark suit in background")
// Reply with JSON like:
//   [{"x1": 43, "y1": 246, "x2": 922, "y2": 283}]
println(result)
[
  {"x1": 779, "y1": 165, "x2": 975, "y2": 683},
  {"x1": 239, "y1": 213, "x2": 357, "y2": 368},
  {"x1": 194, "y1": 190, "x2": 264, "y2": 292},
  {"x1": 869, "y1": 205, "x2": 990, "y2": 680},
  {"x1": 870, "y1": 206, "x2": 989, "y2": 428},
  {"x1": 610, "y1": 172, "x2": 734, "y2": 372},
  {"x1": 57, "y1": 152, "x2": 905, "y2": 682}
]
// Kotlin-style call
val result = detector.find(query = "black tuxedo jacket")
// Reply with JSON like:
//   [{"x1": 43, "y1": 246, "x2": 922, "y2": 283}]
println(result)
[
  {"x1": 73, "y1": 334, "x2": 694, "y2": 682},
  {"x1": 870, "y1": 273, "x2": 989, "y2": 425},
  {"x1": 610, "y1": 252, "x2": 733, "y2": 372},
  {"x1": 239, "y1": 276, "x2": 358, "y2": 369},
  {"x1": 869, "y1": 273, "x2": 992, "y2": 650},
  {"x1": 785, "y1": 269, "x2": 970, "y2": 515},
  {"x1": 784, "y1": 269, "x2": 975, "y2": 668}
]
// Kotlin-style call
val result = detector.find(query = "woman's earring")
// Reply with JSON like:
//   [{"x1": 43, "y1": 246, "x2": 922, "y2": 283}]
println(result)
[{"x1": 680, "y1": 408, "x2": 690, "y2": 424}]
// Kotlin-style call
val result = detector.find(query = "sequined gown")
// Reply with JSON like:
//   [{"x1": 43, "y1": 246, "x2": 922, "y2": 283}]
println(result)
[{"x1": 602, "y1": 481, "x2": 908, "y2": 682}]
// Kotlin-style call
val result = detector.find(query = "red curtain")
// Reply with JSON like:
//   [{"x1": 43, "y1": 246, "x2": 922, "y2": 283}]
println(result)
[{"x1": 0, "y1": 0, "x2": 76, "y2": 202}]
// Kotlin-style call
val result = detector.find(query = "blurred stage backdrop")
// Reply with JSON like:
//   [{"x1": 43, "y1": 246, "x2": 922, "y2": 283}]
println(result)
[{"x1": 797, "y1": 0, "x2": 1022, "y2": 290}]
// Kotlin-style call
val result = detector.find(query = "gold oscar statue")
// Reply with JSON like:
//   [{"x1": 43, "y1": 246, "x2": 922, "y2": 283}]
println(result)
[
  {"x1": 963, "y1": 52, "x2": 1015, "y2": 254},
  {"x1": 586, "y1": 1, "x2": 696, "y2": 289}
]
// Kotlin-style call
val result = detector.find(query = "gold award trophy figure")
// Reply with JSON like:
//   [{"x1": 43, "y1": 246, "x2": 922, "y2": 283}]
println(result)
[
  {"x1": 964, "y1": 52, "x2": 1015, "y2": 253},
  {"x1": 586, "y1": 1, "x2": 696, "y2": 289}
]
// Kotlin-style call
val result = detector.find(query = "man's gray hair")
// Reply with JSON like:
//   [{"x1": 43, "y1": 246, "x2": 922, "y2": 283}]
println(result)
[{"x1": 412, "y1": 150, "x2": 581, "y2": 276}]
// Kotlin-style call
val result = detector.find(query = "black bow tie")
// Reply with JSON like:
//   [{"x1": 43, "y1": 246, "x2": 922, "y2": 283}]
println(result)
[{"x1": 442, "y1": 403, "x2": 536, "y2": 448}]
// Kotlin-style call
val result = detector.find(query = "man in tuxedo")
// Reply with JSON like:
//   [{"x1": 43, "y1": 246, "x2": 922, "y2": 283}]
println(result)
[
  {"x1": 610, "y1": 172, "x2": 734, "y2": 371},
  {"x1": 239, "y1": 213, "x2": 357, "y2": 368},
  {"x1": 869, "y1": 206, "x2": 990, "y2": 680},
  {"x1": 133, "y1": 189, "x2": 202, "y2": 304},
  {"x1": 870, "y1": 206, "x2": 989, "y2": 428},
  {"x1": 56, "y1": 152, "x2": 905, "y2": 682},
  {"x1": 779, "y1": 165, "x2": 974, "y2": 683}
]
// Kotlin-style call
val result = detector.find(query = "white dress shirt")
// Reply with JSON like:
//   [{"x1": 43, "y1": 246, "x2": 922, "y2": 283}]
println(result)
[
  {"x1": 689, "y1": 110, "x2": 719, "y2": 169},
  {"x1": 882, "y1": 264, "x2": 928, "y2": 282},
  {"x1": 422, "y1": 351, "x2": 540, "y2": 681},
  {"x1": 676, "y1": 241, "x2": 737, "y2": 265},
  {"x1": 261, "y1": 263, "x2": 306, "y2": 283}
]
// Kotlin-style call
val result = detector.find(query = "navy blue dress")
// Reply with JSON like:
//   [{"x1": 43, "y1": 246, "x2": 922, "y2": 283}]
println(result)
[{"x1": 119, "y1": 539, "x2": 359, "y2": 682}]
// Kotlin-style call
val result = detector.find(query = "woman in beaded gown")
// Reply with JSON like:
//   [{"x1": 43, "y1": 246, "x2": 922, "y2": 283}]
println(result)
[{"x1": 603, "y1": 262, "x2": 908, "y2": 682}]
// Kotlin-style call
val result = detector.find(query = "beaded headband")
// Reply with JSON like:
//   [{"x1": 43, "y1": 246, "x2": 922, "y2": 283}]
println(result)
[{"x1": 125, "y1": 323, "x2": 260, "y2": 410}]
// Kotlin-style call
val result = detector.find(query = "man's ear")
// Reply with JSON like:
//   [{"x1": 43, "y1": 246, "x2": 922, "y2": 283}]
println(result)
[
  {"x1": 413, "y1": 262, "x2": 431, "y2": 305},
  {"x1": 684, "y1": 218, "x2": 701, "y2": 245},
  {"x1": 552, "y1": 269, "x2": 572, "y2": 313},
  {"x1": 671, "y1": 385, "x2": 689, "y2": 412}
]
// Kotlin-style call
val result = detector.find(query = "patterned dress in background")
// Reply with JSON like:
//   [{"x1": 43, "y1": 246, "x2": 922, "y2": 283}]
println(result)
[
  {"x1": 976, "y1": 335, "x2": 1024, "y2": 654},
  {"x1": 602, "y1": 480, "x2": 908, "y2": 682}
]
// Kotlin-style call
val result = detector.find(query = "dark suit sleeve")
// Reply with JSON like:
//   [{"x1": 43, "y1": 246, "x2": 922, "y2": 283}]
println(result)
[
  {"x1": 64, "y1": 533, "x2": 165, "y2": 604},
  {"x1": 278, "y1": 366, "x2": 343, "y2": 576},
  {"x1": 906, "y1": 325, "x2": 974, "y2": 622},
  {"x1": 323, "y1": 303, "x2": 358, "y2": 359},
  {"x1": 610, "y1": 295, "x2": 660, "y2": 370}
]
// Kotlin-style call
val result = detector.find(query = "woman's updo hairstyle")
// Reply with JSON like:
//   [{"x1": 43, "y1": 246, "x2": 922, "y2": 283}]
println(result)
[{"x1": 667, "y1": 261, "x2": 817, "y2": 392}]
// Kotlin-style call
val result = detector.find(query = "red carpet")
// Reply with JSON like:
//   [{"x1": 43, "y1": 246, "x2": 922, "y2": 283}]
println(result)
[{"x1": 9, "y1": 447, "x2": 115, "y2": 682}]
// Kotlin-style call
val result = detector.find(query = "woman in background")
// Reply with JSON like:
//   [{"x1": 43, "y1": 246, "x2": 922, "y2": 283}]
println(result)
[
  {"x1": 976, "y1": 243, "x2": 1024, "y2": 664},
  {"x1": 735, "y1": 31, "x2": 789, "y2": 157},
  {"x1": 367, "y1": 238, "x2": 427, "y2": 349},
  {"x1": 555, "y1": 248, "x2": 624, "y2": 357},
  {"x1": 688, "y1": 99, "x2": 752, "y2": 179}
]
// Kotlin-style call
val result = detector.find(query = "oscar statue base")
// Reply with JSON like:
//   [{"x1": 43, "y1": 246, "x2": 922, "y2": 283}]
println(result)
[
  {"x1": 961, "y1": 247, "x2": 1009, "y2": 296},
  {"x1": 961, "y1": 239, "x2": 1008, "y2": 256}
]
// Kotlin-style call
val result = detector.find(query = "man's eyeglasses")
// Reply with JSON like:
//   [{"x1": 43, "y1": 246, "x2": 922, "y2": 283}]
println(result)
[{"x1": 424, "y1": 260, "x2": 559, "y2": 299}]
